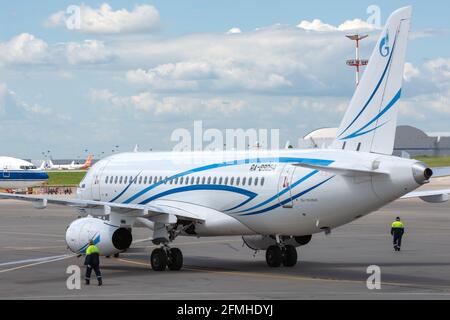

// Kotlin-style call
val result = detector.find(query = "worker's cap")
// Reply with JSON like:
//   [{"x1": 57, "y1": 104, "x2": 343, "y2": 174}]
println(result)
[{"x1": 396, "y1": 217, "x2": 400, "y2": 220}]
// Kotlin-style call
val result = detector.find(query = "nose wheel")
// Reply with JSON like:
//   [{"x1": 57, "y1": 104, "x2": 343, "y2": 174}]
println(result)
[
  {"x1": 150, "y1": 247, "x2": 183, "y2": 271},
  {"x1": 265, "y1": 245, "x2": 297, "y2": 267}
]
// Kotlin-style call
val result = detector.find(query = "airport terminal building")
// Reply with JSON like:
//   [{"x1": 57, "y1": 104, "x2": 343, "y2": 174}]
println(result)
[{"x1": 298, "y1": 125, "x2": 450, "y2": 157}]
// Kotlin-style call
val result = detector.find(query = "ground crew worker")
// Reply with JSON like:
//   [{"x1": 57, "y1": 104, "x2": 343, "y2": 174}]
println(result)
[
  {"x1": 391, "y1": 217, "x2": 405, "y2": 251},
  {"x1": 84, "y1": 240, "x2": 102, "y2": 286}
]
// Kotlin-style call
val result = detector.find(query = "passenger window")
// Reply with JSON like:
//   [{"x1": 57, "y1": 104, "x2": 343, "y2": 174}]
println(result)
[
  {"x1": 119, "y1": 176, "x2": 123, "y2": 184},
  {"x1": 254, "y1": 177, "x2": 259, "y2": 186},
  {"x1": 224, "y1": 177, "x2": 229, "y2": 185},
  {"x1": 213, "y1": 177, "x2": 217, "y2": 184},
  {"x1": 196, "y1": 177, "x2": 200, "y2": 184},
  {"x1": 138, "y1": 176, "x2": 142, "y2": 184},
  {"x1": 191, "y1": 177, "x2": 195, "y2": 185},
  {"x1": 218, "y1": 177, "x2": 223, "y2": 185},
  {"x1": 105, "y1": 176, "x2": 108, "y2": 183},
  {"x1": 261, "y1": 177, "x2": 265, "y2": 186},
  {"x1": 179, "y1": 177, "x2": 184, "y2": 184},
  {"x1": 207, "y1": 177, "x2": 211, "y2": 184},
  {"x1": 236, "y1": 177, "x2": 240, "y2": 186},
  {"x1": 143, "y1": 176, "x2": 147, "y2": 184},
  {"x1": 110, "y1": 176, "x2": 114, "y2": 184},
  {"x1": 248, "y1": 177, "x2": 252, "y2": 185},
  {"x1": 242, "y1": 177, "x2": 246, "y2": 186},
  {"x1": 124, "y1": 176, "x2": 128, "y2": 184},
  {"x1": 148, "y1": 176, "x2": 152, "y2": 184},
  {"x1": 230, "y1": 177, "x2": 234, "y2": 185},
  {"x1": 202, "y1": 177, "x2": 206, "y2": 184}
]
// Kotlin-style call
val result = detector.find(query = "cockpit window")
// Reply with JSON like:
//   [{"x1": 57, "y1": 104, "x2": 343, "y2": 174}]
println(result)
[{"x1": 20, "y1": 165, "x2": 37, "y2": 170}]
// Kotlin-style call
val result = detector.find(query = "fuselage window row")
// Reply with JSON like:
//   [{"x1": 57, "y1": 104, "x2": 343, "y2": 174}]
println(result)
[{"x1": 103, "y1": 175, "x2": 265, "y2": 187}]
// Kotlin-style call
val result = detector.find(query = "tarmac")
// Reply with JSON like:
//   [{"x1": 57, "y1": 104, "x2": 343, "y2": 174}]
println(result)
[{"x1": 0, "y1": 177, "x2": 449, "y2": 300}]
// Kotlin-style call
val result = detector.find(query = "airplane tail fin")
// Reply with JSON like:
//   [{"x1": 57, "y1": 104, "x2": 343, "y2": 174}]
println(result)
[
  {"x1": 39, "y1": 161, "x2": 46, "y2": 170},
  {"x1": 83, "y1": 155, "x2": 93, "y2": 168},
  {"x1": 333, "y1": 7, "x2": 412, "y2": 155}
]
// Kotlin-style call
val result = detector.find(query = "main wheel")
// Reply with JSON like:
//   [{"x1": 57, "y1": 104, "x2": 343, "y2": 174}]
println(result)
[
  {"x1": 167, "y1": 248, "x2": 183, "y2": 271},
  {"x1": 266, "y1": 245, "x2": 282, "y2": 267},
  {"x1": 282, "y1": 245, "x2": 298, "y2": 267},
  {"x1": 151, "y1": 248, "x2": 167, "y2": 271}
]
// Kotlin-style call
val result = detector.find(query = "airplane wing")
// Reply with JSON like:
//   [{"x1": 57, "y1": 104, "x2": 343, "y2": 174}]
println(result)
[
  {"x1": 401, "y1": 189, "x2": 450, "y2": 203},
  {"x1": 431, "y1": 166, "x2": 450, "y2": 178},
  {"x1": 293, "y1": 162, "x2": 389, "y2": 176},
  {"x1": 0, "y1": 193, "x2": 205, "y2": 223}
]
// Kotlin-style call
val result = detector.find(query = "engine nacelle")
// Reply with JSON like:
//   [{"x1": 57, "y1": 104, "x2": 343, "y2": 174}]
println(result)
[
  {"x1": 242, "y1": 235, "x2": 312, "y2": 250},
  {"x1": 65, "y1": 217, "x2": 133, "y2": 256}
]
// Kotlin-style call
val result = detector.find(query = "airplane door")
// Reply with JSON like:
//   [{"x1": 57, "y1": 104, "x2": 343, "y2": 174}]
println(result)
[
  {"x1": 277, "y1": 164, "x2": 296, "y2": 208},
  {"x1": 3, "y1": 166, "x2": 10, "y2": 178},
  {"x1": 90, "y1": 161, "x2": 109, "y2": 201}
]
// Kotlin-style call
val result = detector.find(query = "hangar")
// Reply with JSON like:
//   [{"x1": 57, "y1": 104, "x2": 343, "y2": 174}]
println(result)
[{"x1": 298, "y1": 125, "x2": 450, "y2": 156}]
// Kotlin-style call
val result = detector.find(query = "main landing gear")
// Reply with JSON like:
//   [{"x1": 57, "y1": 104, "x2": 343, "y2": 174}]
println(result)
[
  {"x1": 265, "y1": 245, "x2": 298, "y2": 268},
  {"x1": 150, "y1": 246, "x2": 183, "y2": 271}
]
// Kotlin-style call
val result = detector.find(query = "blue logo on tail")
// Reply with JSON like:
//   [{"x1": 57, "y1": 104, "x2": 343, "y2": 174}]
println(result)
[{"x1": 379, "y1": 31, "x2": 390, "y2": 57}]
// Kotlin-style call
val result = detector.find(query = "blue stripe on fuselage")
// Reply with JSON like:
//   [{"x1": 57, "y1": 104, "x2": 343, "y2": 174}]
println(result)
[
  {"x1": 240, "y1": 176, "x2": 335, "y2": 216},
  {"x1": 232, "y1": 170, "x2": 319, "y2": 214},
  {"x1": 0, "y1": 171, "x2": 48, "y2": 181},
  {"x1": 120, "y1": 157, "x2": 333, "y2": 204},
  {"x1": 138, "y1": 184, "x2": 257, "y2": 206}
]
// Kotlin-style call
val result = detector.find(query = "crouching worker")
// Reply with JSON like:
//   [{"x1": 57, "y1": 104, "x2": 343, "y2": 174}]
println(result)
[{"x1": 84, "y1": 240, "x2": 102, "y2": 286}]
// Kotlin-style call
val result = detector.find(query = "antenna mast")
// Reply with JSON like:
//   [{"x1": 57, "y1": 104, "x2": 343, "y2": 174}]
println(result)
[{"x1": 345, "y1": 34, "x2": 369, "y2": 86}]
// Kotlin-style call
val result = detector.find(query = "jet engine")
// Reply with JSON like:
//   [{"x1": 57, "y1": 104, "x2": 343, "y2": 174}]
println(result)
[
  {"x1": 242, "y1": 235, "x2": 312, "y2": 250},
  {"x1": 65, "y1": 217, "x2": 133, "y2": 256}
]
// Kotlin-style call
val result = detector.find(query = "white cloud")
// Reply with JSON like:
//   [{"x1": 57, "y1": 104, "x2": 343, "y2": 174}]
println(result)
[
  {"x1": 126, "y1": 59, "x2": 292, "y2": 92},
  {"x1": 424, "y1": 57, "x2": 450, "y2": 80},
  {"x1": 227, "y1": 28, "x2": 242, "y2": 34},
  {"x1": 297, "y1": 18, "x2": 379, "y2": 32},
  {"x1": 403, "y1": 62, "x2": 420, "y2": 82},
  {"x1": 0, "y1": 33, "x2": 48, "y2": 65},
  {"x1": 46, "y1": 3, "x2": 160, "y2": 34},
  {"x1": 0, "y1": 83, "x2": 56, "y2": 120},
  {"x1": 65, "y1": 40, "x2": 113, "y2": 65},
  {"x1": 89, "y1": 89, "x2": 247, "y2": 115}
]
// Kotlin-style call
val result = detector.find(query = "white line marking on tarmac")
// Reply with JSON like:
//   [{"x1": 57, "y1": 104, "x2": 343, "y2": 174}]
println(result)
[
  {"x1": 0, "y1": 231, "x2": 63, "y2": 237},
  {"x1": 0, "y1": 254, "x2": 74, "y2": 273},
  {"x1": 2, "y1": 245, "x2": 66, "y2": 251}
]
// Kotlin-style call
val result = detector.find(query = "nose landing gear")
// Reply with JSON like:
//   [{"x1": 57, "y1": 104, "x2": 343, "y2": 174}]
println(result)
[{"x1": 266, "y1": 245, "x2": 298, "y2": 268}]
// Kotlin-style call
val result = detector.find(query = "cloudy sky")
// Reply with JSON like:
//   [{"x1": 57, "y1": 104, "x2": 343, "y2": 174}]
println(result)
[{"x1": 0, "y1": 1, "x2": 449, "y2": 159}]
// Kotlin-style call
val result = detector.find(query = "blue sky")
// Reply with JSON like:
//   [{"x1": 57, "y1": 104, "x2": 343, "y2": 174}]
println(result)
[{"x1": 0, "y1": 1, "x2": 449, "y2": 158}]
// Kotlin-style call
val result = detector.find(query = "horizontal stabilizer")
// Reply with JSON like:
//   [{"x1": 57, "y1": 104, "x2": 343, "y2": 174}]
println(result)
[
  {"x1": 293, "y1": 162, "x2": 389, "y2": 176},
  {"x1": 431, "y1": 167, "x2": 450, "y2": 178},
  {"x1": 401, "y1": 189, "x2": 450, "y2": 203}
]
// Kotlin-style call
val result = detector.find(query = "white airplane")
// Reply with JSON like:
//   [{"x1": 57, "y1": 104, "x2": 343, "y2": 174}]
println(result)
[
  {"x1": 1, "y1": 7, "x2": 449, "y2": 271},
  {"x1": 40, "y1": 155, "x2": 93, "y2": 171},
  {"x1": 0, "y1": 156, "x2": 48, "y2": 189}
]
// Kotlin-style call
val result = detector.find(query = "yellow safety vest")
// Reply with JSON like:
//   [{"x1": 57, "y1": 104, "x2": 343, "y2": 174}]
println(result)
[
  {"x1": 86, "y1": 244, "x2": 100, "y2": 255},
  {"x1": 391, "y1": 221, "x2": 404, "y2": 229}
]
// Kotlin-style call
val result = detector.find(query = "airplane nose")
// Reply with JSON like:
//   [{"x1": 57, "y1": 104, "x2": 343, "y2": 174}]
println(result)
[{"x1": 412, "y1": 162, "x2": 433, "y2": 184}]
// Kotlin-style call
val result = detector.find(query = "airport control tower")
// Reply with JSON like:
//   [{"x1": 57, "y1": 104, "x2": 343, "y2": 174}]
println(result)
[{"x1": 346, "y1": 34, "x2": 369, "y2": 86}]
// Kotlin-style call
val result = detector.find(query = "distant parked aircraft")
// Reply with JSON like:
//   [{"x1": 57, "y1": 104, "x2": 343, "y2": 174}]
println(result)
[
  {"x1": 0, "y1": 156, "x2": 48, "y2": 189},
  {"x1": 40, "y1": 155, "x2": 93, "y2": 171}
]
